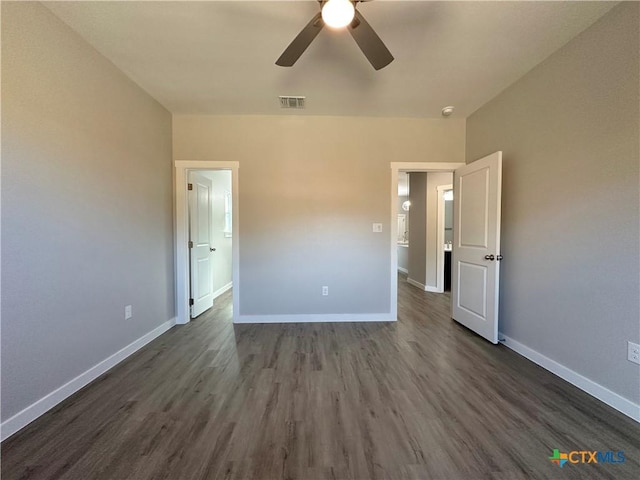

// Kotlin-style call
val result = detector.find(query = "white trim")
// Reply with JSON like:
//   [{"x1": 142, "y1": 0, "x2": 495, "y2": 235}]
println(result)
[
  {"x1": 435, "y1": 184, "x2": 453, "y2": 294},
  {"x1": 212, "y1": 281, "x2": 232, "y2": 300},
  {"x1": 390, "y1": 162, "x2": 464, "y2": 315},
  {"x1": 407, "y1": 278, "x2": 439, "y2": 292},
  {"x1": 390, "y1": 167, "x2": 399, "y2": 321},
  {"x1": 174, "y1": 161, "x2": 240, "y2": 325},
  {"x1": 398, "y1": 267, "x2": 408, "y2": 274},
  {"x1": 392, "y1": 162, "x2": 465, "y2": 171},
  {"x1": 235, "y1": 313, "x2": 395, "y2": 324},
  {"x1": 500, "y1": 334, "x2": 640, "y2": 423},
  {"x1": 1, "y1": 318, "x2": 177, "y2": 441},
  {"x1": 407, "y1": 277, "x2": 427, "y2": 291}
]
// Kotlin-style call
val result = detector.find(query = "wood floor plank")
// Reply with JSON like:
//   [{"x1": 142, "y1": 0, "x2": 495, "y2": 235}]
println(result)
[{"x1": 2, "y1": 276, "x2": 639, "y2": 479}]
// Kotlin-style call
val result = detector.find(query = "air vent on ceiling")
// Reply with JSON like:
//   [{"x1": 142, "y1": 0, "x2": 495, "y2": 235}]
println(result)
[{"x1": 279, "y1": 96, "x2": 305, "y2": 109}]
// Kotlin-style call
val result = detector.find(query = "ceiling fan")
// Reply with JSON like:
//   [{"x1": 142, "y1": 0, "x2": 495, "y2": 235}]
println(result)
[{"x1": 276, "y1": 0, "x2": 394, "y2": 71}]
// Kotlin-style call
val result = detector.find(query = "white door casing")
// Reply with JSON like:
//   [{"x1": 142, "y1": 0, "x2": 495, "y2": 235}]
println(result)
[
  {"x1": 451, "y1": 152, "x2": 502, "y2": 344},
  {"x1": 189, "y1": 173, "x2": 214, "y2": 318},
  {"x1": 174, "y1": 161, "x2": 239, "y2": 326}
]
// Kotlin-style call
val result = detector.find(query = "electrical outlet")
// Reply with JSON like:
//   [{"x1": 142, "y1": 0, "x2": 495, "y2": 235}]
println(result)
[
  {"x1": 628, "y1": 341, "x2": 640, "y2": 365},
  {"x1": 322, "y1": 286, "x2": 329, "y2": 296},
  {"x1": 373, "y1": 223, "x2": 383, "y2": 233},
  {"x1": 125, "y1": 305, "x2": 132, "y2": 320}
]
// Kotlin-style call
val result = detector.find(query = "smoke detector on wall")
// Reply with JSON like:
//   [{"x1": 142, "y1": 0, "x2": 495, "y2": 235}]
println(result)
[{"x1": 441, "y1": 106, "x2": 455, "y2": 117}]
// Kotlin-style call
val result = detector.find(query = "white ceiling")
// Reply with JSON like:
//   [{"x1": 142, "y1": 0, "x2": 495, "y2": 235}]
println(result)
[{"x1": 44, "y1": 1, "x2": 616, "y2": 118}]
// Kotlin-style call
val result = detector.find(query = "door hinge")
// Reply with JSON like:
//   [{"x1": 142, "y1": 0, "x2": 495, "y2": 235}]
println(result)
[
  {"x1": 189, "y1": 298, "x2": 194, "y2": 306},
  {"x1": 189, "y1": 241, "x2": 193, "y2": 248},
  {"x1": 188, "y1": 183, "x2": 193, "y2": 191}
]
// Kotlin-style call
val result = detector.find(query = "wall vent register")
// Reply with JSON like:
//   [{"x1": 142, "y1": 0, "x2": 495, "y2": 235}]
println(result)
[{"x1": 279, "y1": 96, "x2": 306, "y2": 109}]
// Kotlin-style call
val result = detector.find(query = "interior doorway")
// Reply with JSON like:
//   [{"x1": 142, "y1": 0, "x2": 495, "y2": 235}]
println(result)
[
  {"x1": 436, "y1": 184, "x2": 454, "y2": 293},
  {"x1": 389, "y1": 162, "x2": 464, "y2": 320},
  {"x1": 174, "y1": 161, "x2": 239, "y2": 325},
  {"x1": 188, "y1": 170, "x2": 234, "y2": 318},
  {"x1": 396, "y1": 172, "x2": 410, "y2": 275},
  {"x1": 395, "y1": 170, "x2": 454, "y2": 294}
]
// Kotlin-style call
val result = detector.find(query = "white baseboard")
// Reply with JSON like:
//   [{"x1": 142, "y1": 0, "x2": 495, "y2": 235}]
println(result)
[
  {"x1": 398, "y1": 267, "x2": 408, "y2": 274},
  {"x1": 1, "y1": 317, "x2": 177, "y2": 442},
  {"x1": 235, "y1": 313, "x2": 396, "y2": 324},
  {"x1": 500, "y1": 334, "x2": 640, "y2": 423},
  {"x1": 212, "y1": 281, "x2": 232, "y2": 300},
  {"x1": 407, "y1": 278, "x2": 443, "y2": 293},
  {"x1": 407, "y1": 278, "x2": 427, "y2": 290}
]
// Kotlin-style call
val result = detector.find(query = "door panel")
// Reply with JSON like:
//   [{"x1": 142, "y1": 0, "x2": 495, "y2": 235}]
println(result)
[
  {"x1": 452, "y1": 152, "x2": 502, "y2": 344},
  {"x1": 196, "y1": 257, "x2": 211, "y2": 301},
  {"x1": 459, "y1": 168, "x2": 489, "y2": 248},
  {"x1": 457, "y1": 262, "x2": 487, "y2": 318},
  {"x1": 189, "y1": 173, "x2": 214, "y2": 318}
]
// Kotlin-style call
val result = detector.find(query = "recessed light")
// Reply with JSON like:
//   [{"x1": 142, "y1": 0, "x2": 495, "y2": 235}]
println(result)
[{"x1": 441, "y1": 106, "x2": 455, "y2": 117}]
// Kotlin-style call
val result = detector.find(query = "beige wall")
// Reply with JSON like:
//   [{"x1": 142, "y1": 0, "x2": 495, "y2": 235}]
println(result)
[
  {"x1": 173, "y1": 115, "x2": 465, "y2": 317},
  {"x1": 466, "y1": 3, "x2": 639, "y2": 403},
  {"x1": 1, "y1": 3, "x2": 174, "y2": 422}
]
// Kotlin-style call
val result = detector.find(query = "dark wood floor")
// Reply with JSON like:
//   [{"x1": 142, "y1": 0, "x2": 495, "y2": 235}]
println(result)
[{"x1": 2, "y1": 276, "x2": 639, "y2": 480}]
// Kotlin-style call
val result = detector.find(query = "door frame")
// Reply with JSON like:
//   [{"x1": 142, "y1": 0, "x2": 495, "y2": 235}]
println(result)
[
  {"x1": 389, "y1": 163, "x2": 464, "y2": 319},
  {"x1": 175, "y1": 160, "x2": 240, "y2": 324},
  {"x1": 436, "y1": 183, "x2": 453, "y2": 293}
]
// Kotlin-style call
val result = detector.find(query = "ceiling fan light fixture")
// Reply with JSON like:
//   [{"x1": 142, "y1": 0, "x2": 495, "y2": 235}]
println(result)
[{"x1": 322, "y1": 0, "x2": 355, "y2": 29}]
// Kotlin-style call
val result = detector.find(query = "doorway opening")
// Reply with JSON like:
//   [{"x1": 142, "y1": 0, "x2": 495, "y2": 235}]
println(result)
[
  {"x1": 174, "y1": 161, "x2": 239, "y2": 325},
  {"x1": 188, "y1": 170, "x2": 234, "y2": 319},
  {"x1": 436, "y1": 185, "x2": 454, "y2": 293},
  {"x1": 394, "y1": 170, "x2": 454, "y2": 294},
  {"x1": 389, "y1": 162, "x2": 464, "y2": 320}
]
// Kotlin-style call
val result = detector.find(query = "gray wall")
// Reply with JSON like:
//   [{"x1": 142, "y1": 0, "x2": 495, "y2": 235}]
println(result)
[
  {"x1": 407, "y1": 173, "x2": 427, "y2": 286},
  {"x1": 444, "y1": 199, "x2": 453, "y2": 244},
  {"x1": 425, "y1": 172, "x2": 453, "y2": 289},
  {"x1": 407, "y1": 172, "x2": 453, "y2": 289},
  {"x1": 173, "y1": 116, "x2": 466, "y2": 316},
  {"x1": 1, "y1": 2, "x2": 174, "y2": 421},
  {"x1": 466, "y1": 2, "x2": 639, "y2": 403}
]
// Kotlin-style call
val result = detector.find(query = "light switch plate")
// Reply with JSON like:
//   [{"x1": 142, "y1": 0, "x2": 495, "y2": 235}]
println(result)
[
  {"x1": 373, "y1": 223, "x2": 383, "y2": 233},
  {"x1": 125, "y1": 305, "x2": 132, "y2": 320}
]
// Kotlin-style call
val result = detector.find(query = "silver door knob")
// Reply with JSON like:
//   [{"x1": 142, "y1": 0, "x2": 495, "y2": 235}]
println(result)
[
  {"x1": 210, "y1": 247, "x2": 216, "y2": 252},
  {"x1": 496, "y1": 254, "x2": 503, "y2": 261},
  {"x1": 484, "y1": 254, "x2": 495, "y2": 261}
]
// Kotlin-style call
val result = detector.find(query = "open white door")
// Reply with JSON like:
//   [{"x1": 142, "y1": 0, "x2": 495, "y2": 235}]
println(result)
[
  {"x1": 189, "y1": 173, "x2": 214, "y2": 318},
  {"x1": 452, "y1": 152, "x2": 502, "y2": 344}
]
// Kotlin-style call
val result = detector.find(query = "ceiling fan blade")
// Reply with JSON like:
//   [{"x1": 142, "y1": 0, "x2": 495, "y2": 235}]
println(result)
[
  {"x1": 276, "y1": 12, "x2": 324, "y2": 67},
  {"x1": 348, "y1": 10, "x2": 394, "y2": 70}
]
